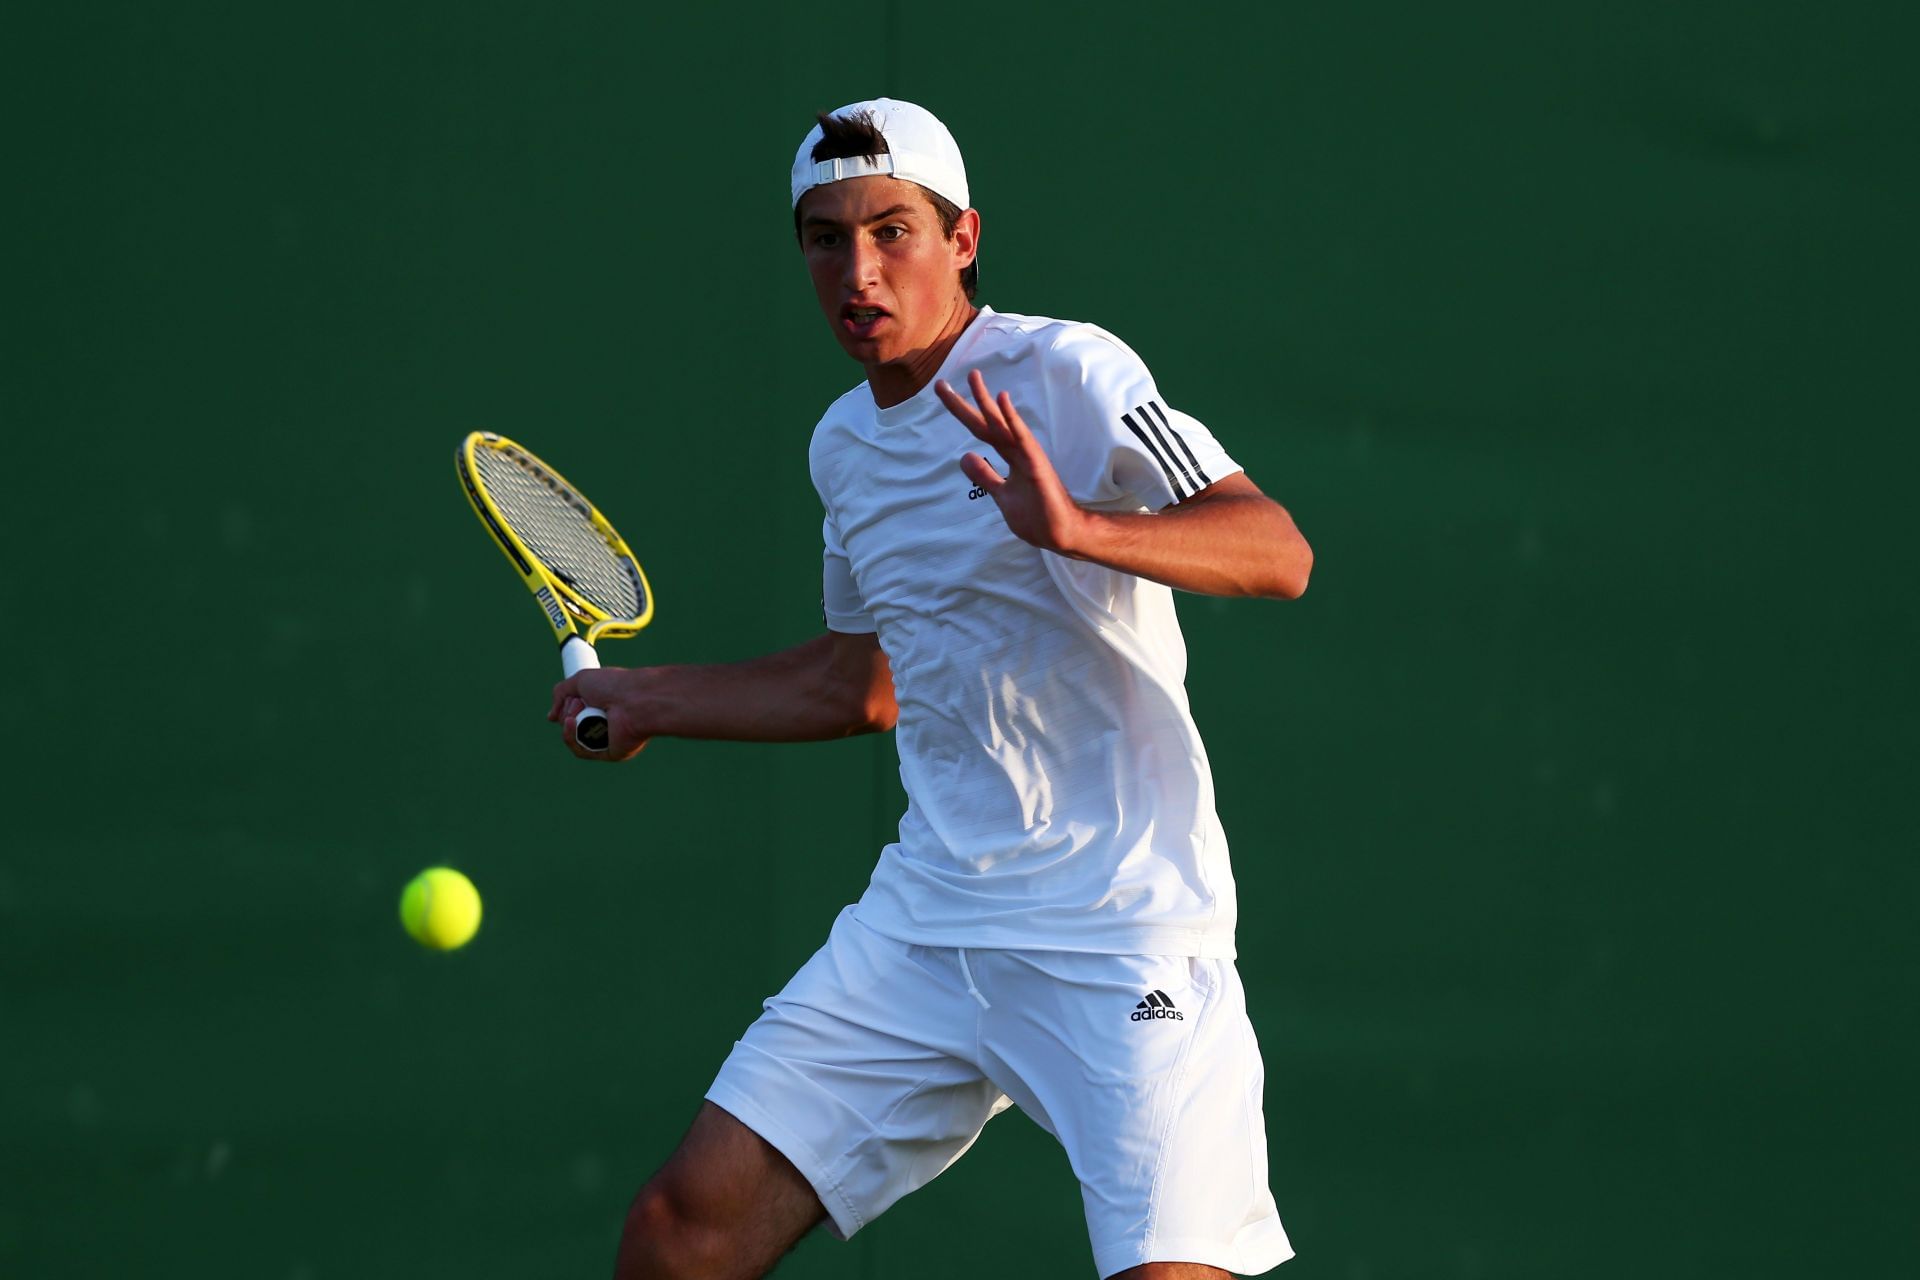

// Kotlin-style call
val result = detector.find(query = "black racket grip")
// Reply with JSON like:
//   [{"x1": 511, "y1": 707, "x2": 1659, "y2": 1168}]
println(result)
[{"x1": 574, "y1": 709, "x2": 610, "y2": 752}]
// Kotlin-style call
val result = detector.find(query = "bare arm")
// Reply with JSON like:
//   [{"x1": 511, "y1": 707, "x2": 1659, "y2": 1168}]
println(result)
[
  {"x1": 546, "y1": 629, "x2": 896, "y2": 762},
  {"x1": 1064, "y1": 471, "x2": 1311, "y2": 598},
  {"x1": 936, "y1": 371, "x2": 1313, "y2": 599}
]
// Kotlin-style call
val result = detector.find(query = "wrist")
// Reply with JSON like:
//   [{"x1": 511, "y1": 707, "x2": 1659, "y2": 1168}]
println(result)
[
  {"x1": 1056, "y1": 506, "x2": 1112, "y2": 561},
  {"x1": 617, "y1": 665, "x2": 680, "y2": 736}
]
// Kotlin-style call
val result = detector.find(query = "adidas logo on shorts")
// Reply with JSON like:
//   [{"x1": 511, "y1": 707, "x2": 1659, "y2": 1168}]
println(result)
[{"x1": 1130, "y1": 990, "x2": 1184, "y2": 1022}]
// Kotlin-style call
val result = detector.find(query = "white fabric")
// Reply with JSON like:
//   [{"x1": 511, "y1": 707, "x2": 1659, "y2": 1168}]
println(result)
[
  {"x1": 706, "y1": 908, "x2": 1293, "y2": 1277},
  {"x1": 809, "y1": 308, "x2": 1244, "y2": 957},
  {"x1": 809, "y1": 154, "x2": 896, "y2": 186},
  {"x1": 558, "y1": 633, "x2": 599, "y2": 677},
  {"x1": 791, "y1": 97, "x2": 970, "y2": 210}
]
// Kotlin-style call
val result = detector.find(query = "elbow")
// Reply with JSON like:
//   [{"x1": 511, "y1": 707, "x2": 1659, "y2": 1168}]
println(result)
[
  {"x1": 1270, "y1": 539, "x2": 1313, "y2": 600},
  {"x1": 852, "y1": 684, "x2": 898, "y2": 735},
  {"x1": 824, "y1": 635, "x2": 897, "y2": 735}
]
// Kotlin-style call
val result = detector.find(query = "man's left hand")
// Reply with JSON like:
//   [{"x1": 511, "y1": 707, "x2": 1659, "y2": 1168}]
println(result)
[{"x1": 936, "y1": 369, "x2": 1088, "y2": 554}]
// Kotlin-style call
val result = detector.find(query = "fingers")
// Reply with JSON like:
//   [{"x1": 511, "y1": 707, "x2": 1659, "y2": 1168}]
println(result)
[
  {"x1": 934, "y1": 377, "x2": 992, "y2": 439},
  {"x1": 967, "y1": 368, "x2": 1000, "y2": 425},
  {"x1": 959, "y1": 452, "x2": 1005, "y2": 492},
  {"x1": 937, "y1": 372, "x2": 1034, "y2": 458},
  {"x1": 969, "y1": 371, "x2": 1034, "y2": 443},
  {"x1": 997, "y1": 391, "x2": 1028, "y2": 440},
  {"x1": 552, "y1": 668, "x2": 647, "y2": 762},
  {"x1": 935, "y1": 372, "x2": 1007, "y2": 435},
  {"x1": 553, "y1": 683, "x2": 600, "y2": 760},
  {"x1": 960, "y1": 370, "x2": 1017, "y2": 443}
]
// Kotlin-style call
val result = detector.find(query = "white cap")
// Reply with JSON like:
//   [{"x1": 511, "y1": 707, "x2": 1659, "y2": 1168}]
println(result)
[{"x1": 790, "y1": 98, "x2": 969, "y2": 211}]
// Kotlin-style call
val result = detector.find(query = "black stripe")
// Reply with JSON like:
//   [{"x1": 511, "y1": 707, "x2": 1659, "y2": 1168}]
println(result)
[
  {"x1": 1122, "y1": 411, "x2": 1188, "y2": 500},
  {"x1": 1147, "y1": 402, "x2": 1213, "y2": 486},
  {"x1": 1154, "y1": 989, "x2": 1175, "y2": 1008},
  {"x1": 1141, "y1": 405, "x2": 1201, "y2": 496}
]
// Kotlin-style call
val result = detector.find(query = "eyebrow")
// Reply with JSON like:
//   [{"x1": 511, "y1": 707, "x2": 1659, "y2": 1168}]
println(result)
[{"x1": 801, "y1": 204, "x2": 915, "y2": 230}]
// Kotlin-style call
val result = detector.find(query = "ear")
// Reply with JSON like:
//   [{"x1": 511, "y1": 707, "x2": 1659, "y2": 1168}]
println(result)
[{"x1": 950, "y1": 208, "x2": 981, "y2": 270}]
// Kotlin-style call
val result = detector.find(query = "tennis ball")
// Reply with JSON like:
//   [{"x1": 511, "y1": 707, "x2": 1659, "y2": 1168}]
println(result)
[{"x1": 399, "y1": 867, "x2": 483, "y2": 951}]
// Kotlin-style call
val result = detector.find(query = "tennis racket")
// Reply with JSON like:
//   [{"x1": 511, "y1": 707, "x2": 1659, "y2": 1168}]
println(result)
[{"x1": 454, "y1": 431, "x2": 653, "y2": 752}]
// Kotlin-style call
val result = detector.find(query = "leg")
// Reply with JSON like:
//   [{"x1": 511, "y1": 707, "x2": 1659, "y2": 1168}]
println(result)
[
  {"x1": 614, "y1": 1102, "x2": 826, "y2": 1280},
  {"x1": 973, "y1": 950, "x2": 1293, "y2": 1279}
]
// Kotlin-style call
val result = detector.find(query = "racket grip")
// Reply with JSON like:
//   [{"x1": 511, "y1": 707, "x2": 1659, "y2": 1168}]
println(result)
[{"x1": 559, "y1": 635, "x2": 610, "y2": 753}]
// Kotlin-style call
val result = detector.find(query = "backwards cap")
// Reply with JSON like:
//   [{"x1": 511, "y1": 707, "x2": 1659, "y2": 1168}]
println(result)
[{"x1": 790, "y1": 98, "x2": 969, "y2": 211}]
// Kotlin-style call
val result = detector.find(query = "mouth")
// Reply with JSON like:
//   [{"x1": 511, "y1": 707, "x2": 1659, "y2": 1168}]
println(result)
[{"x1": 842, "y1": 303, "x2": 891, "y2": 340}]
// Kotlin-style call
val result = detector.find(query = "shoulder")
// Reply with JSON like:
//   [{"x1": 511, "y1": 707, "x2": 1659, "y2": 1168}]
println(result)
[
  {"x1": 808, "y1": 382, "x2": 876, "y2": 492},
  {"x1": 983, "y1": 310, "x2": 1156, "y2": 388},
  {"x1": 808, "y1": 382, "x2": 874, "y2": 453}
]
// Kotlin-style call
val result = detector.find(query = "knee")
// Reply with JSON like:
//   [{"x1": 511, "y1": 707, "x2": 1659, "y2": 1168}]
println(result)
[{"x1": 614, "y1": 1178, "x2": 733, "y2": 1280}]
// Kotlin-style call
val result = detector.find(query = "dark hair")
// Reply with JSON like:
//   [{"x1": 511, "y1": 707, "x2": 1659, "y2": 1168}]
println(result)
[{"x1": 795, "y1": 109, "x2": 978, "y2": 300}]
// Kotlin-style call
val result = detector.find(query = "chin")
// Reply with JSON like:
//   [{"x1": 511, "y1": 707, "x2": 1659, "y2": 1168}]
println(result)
[{"x1": 839, "y1": 335, "x2": 895, "y2": 366}]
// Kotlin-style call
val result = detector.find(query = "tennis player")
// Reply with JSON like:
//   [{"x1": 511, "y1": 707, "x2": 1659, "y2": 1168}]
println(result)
[{"x1": 552, "y1": 98, "x2": 1312, "y2": 1280}]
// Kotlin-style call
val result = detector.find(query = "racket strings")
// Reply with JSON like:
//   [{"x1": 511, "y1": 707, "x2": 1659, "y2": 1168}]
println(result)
[{"x1": 472, "y1": 444, "x2": 646, "y2": 619}]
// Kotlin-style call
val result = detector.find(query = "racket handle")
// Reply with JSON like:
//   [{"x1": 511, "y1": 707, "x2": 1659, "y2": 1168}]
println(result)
[{"x1": 559, "y1": 635, "x2": 609, "y2": 753}]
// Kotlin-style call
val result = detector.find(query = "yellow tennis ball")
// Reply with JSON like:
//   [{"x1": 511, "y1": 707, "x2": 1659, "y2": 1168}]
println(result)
[{"x1": 399, "y1": 868, "x2": 483, "y2": 951}]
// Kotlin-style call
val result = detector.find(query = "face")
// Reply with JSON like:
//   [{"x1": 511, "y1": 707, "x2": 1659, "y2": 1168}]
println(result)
[{"x1": 797, "y1": 176, "x2": 979, "y2": 377}]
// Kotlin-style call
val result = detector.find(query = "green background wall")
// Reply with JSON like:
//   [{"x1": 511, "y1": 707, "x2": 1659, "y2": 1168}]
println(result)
[{"x1": 5, "y1": 2, "x2": 1914, "y2": 1276}]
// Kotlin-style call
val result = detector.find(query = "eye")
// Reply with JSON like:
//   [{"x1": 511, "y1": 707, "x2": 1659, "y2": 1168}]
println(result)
[{"x1": 875, "y1": 224, "x2": 907, "y2": 242}]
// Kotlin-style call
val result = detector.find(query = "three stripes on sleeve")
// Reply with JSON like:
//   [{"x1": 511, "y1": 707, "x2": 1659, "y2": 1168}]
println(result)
[{"x1": 1120, "y1": 401, "x2": 1213, "y2": 502}]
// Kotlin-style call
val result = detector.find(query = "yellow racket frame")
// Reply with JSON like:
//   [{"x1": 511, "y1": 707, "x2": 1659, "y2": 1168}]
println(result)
[{"x1": 455, "y1": 430, "x2": 655, "y2": 649}]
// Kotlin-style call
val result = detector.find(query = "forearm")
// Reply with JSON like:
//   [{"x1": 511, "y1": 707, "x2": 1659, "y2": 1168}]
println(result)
[
  {"x1": 1063, "y1": 490, "x2": 1313, "y2": 599},
  {"x1": 615, "y1": 633, "x2": 894, "y2": 742}
]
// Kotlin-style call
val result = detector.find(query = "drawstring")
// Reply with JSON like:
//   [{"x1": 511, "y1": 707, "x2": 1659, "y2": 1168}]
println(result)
[{"x1": 957, "y1": 948, "x2": 991, "y2": 1010}]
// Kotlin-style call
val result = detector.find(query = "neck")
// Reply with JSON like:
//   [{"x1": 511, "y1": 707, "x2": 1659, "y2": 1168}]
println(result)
[{"x1": 866, "y1": 297, "x2": 979, "y2": 409}]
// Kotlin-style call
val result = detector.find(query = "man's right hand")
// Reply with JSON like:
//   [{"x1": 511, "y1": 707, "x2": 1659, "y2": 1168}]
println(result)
[{"x1": 549, "y1": 668, "x2": 653, "y2": 762}]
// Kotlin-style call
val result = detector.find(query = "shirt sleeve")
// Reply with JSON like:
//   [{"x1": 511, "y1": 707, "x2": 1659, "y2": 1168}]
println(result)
[
  {"x1": 820, "y1": 509, "x2": 876, "y2": 633},
  {"x1": 1035, "y1": 326, "x2": 1242, "y2": 512}
]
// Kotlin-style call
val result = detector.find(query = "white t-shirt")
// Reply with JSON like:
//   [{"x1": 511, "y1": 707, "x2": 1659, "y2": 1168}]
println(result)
[{"x1": 809, "y1": 307, "x2": 1244, "y2": 958}]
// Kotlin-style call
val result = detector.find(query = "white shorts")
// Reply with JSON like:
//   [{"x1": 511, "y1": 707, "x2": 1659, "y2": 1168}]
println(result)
[{"x1": 706, "y1": 908, "x2": 1293, "y2": 1278}]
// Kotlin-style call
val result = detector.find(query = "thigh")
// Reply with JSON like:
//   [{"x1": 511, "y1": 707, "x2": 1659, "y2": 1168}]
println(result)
[
  {"x1": 705, "y1": 909, "x2": 1011, "y2": 1240},
  {"x1": 975, "y1": 952, "x2": 1294, "y2": 1279},
  {"x1": 618, "y1": 1101, "x2": 826, "y2": 1275}
]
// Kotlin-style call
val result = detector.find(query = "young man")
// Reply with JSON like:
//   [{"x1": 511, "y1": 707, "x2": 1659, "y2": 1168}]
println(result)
[{"x1": 551, "y1": 98, "x2": 1312, "y2": 1280}]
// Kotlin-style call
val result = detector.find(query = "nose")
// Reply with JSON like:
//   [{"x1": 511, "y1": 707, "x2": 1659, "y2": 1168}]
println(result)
[{"x1": 843, "y1": 235, "x2": 881, "y2": 293}]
